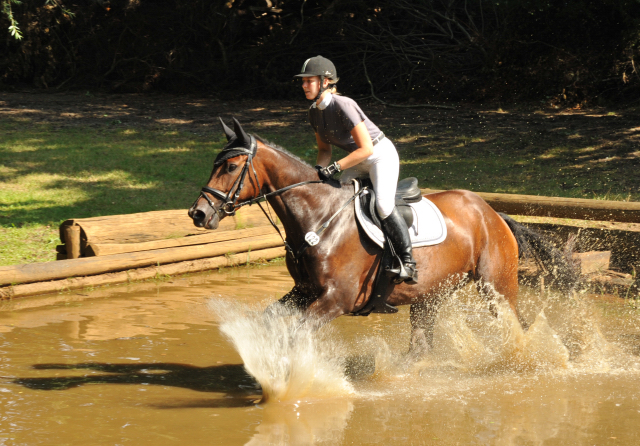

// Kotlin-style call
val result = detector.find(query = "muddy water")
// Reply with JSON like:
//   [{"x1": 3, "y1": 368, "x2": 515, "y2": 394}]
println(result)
[{"x1": 1, "y1": 265, "x2": 640, "y2": 446}]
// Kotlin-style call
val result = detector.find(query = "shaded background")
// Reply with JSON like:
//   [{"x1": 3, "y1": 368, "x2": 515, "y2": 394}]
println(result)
[{"x1": 1, "y1": 0, "x2": 639, "y2": 105}]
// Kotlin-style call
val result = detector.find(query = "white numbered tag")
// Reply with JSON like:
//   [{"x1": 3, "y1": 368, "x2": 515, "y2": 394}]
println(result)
[{"x1": 304, "y1": 232, "x2": 320, "y2": 247}]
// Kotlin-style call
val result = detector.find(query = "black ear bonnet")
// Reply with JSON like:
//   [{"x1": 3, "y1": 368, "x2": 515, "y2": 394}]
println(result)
[{"x1": 214, "y1": 117, "x2": 257, "y2": 167}]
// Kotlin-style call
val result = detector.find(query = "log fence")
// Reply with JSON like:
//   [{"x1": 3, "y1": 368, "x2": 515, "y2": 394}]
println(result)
[{"x1": 1, "y1": 190, "x2": 639, "y2": 299}]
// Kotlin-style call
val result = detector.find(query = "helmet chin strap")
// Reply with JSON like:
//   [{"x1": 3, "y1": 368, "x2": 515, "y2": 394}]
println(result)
[{"x1": 314, "y1": 75, "x2": 326, "y2": 102}]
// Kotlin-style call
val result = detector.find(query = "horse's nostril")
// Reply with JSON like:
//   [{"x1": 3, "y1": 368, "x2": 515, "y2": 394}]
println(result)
[{"x1": 192, "y1": 210, "x2": 206, "y2": 227}]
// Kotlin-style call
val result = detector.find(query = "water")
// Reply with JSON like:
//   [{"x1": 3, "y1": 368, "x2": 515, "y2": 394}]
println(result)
[{"x1": 0, "y1": 265, "x2": 639, "y2": 445}]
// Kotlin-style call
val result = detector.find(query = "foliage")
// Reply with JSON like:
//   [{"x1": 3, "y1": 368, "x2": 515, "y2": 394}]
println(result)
[
  {"x1": 0, "y1": 1, "x2": 639, "y2": 103},
  {"x1": 1, "y1": 0, "x2": 22, "y2": 39}
]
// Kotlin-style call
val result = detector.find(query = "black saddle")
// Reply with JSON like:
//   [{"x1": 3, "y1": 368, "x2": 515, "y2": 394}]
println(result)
[{"x1": 359, "y1": 177, "x2": 421, "y2": 229}]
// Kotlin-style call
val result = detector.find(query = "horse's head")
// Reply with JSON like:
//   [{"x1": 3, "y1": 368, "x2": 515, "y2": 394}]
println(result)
[{"x1": 188, "y1": 118, "x2": 262, "y2": 229}]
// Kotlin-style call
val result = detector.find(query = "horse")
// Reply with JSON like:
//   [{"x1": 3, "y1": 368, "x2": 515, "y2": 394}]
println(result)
[{"x1": 189, "y1": 118, "x2": 576, "y2": 354}]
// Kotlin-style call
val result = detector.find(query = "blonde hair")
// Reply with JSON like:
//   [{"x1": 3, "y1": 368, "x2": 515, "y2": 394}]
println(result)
[{"x1": 326, "y1": 78, "x2": 339, "y2": 95}]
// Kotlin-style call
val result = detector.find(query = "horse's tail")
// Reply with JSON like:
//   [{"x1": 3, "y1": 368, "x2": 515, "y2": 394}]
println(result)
[{"x1": 499, "y1": 213, "x2": 580, "y2": 291}]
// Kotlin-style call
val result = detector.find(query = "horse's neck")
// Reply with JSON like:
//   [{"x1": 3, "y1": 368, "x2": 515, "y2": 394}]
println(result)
[{"x1": 258, "y1": 146, "x2": 349, "y2": 241}]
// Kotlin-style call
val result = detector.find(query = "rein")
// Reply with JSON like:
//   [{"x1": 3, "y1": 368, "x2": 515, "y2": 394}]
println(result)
[{"x1": 196, "y1": 139, "x2": 366, "y2": 270}]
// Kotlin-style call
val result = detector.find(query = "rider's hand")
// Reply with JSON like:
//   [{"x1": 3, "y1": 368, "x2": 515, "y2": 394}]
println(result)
[{"x1": 315, "y1": 162, "x2": 341, "y2": 181}]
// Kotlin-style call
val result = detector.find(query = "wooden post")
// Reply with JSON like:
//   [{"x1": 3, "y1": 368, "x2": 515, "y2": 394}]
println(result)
[
  {"x1": 0, "y1": 246, "x2": 286, "y2": 300},
  {"x1": 63, "y1": 224, "x2": 81, "y2": 259}
]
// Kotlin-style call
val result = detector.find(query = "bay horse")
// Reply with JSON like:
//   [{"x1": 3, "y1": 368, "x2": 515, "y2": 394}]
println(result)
[{"x1": 189, "y1": 119, "x2": 576, "y2": 354}]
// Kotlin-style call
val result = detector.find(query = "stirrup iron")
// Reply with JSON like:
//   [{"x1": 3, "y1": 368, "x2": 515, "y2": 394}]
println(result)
[{"x1": 385, "y1": 260, "x2": 418, "y2": 285}]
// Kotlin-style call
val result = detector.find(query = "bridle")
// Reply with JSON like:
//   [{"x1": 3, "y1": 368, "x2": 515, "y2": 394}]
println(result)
[
  {"x1": 194, "y1": 135, "x2": 322, "y2": 222},
  {"x1": 195, "y1": 135, "x2": 260, "y2": 220},
  {"x1": 193, "y1": 135, "x2": 365, "y2": 273}
]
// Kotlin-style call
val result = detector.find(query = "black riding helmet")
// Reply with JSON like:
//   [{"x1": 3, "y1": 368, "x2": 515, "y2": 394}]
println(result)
[{"x1": 294, "y1": 56, "x2": 338, "y2": 101}]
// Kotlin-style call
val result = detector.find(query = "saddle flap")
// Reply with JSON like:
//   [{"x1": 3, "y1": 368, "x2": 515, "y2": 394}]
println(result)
[
  {"x1": 397, "y1": 202, "x2": 414, "y2": 228},
  {"x1": 354, "y1": 179, "x2": 448, "y2": 250}
]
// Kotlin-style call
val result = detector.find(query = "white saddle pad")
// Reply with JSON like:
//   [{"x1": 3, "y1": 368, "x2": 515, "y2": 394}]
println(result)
[{"x1": 354, "y1": 182, "x2": 447, "y2": 249}]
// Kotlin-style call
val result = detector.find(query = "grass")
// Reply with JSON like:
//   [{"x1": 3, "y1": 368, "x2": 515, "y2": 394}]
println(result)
[
  {"x1": 390, "y1": 129, "x2": 638, "y2": 201},
  {"x1": 0, "y1": 106, "x2": 638, "y2": 267},
  {"x1": 0, "y1": 118, "x2": 223, "y2": 265}
]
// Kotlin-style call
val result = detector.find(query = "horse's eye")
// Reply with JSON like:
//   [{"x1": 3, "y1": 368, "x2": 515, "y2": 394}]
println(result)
[{"x1": 227, "y1": 163, "x2": 238, "y2": 173}]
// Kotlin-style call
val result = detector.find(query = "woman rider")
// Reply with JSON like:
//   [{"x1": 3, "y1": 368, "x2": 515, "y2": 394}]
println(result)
[{"x1": 294, "y1": 55, "x2": 418, "y2": 284}]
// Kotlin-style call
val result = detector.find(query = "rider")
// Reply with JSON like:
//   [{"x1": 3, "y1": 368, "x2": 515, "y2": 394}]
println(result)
[{"x1": 294, "y1": 55, "x2": 418, "y2": 284}]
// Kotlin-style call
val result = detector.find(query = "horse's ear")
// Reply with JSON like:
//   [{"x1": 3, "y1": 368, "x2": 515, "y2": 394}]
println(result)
[
  {"x1": 219, "y1": 117, "x2": 236, "y2": 142},
  {"x1": 232, "y1": 117, "x2": 250, "y2": 145}
]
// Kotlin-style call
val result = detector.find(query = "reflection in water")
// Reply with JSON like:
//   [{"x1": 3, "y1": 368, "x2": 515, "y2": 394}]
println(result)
[{"x1": 245, "y1": 399, "x2": 354, "y2": 446}]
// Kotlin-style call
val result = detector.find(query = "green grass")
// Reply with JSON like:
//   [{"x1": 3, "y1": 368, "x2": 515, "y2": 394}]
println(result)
[
  {"x1": 0, "y1": 119, "x2": 227, "y2": 265},
  {"x1": 391, "y1": 129, "x2": 638, "y2": 201}
]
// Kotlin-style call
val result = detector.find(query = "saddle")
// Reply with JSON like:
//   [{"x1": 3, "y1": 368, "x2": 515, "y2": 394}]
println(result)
[
  {"x1": 358, "y1": 177, "x2": 422, "y2": 229},
  {"x1": 353, "y1": 176, "x2": 422, "y2": 316}
]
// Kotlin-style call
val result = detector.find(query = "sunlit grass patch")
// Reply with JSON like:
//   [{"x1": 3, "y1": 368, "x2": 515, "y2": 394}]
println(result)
[
  {"x1": 0, "y1": 224, "x2": 59, "y2": 266},
  {"x1": 0, "y1": 119, "x2": 229, "y2": 265}
]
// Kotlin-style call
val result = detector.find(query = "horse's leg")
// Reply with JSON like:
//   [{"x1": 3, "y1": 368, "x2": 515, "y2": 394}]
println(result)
[
  {"x1": 475, "y1": 249, "x2": 528, "y2": 330},
  {"x1": 276, "y1": 284, "x2": 317, "y2": 311},
  {"x1": 409, "y1": 298, "x2": 442, "y2": 357}
]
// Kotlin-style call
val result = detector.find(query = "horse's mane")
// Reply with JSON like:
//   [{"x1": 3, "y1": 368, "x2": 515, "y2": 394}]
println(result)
[
  {"x1": 253, "y1": 134, "x2": 313, "y2": 168},
  {"x1": 254, "y1": 133, "x2": 354, "y2": 195}
]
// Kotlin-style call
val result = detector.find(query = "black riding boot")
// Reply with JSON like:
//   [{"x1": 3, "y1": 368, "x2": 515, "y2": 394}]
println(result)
[{"x1": 380, "y1": 207, "x2": 418, "y2": 285}]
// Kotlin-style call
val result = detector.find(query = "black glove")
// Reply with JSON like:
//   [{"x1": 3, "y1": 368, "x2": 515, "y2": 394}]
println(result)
[{"x1": 315, "y1": 162, "x2": 341, "y2": 181}]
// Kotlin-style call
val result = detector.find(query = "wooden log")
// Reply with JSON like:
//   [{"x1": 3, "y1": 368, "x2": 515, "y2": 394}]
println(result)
[
  {"x1": 514, "y1": 216, "x2": 640, "y2": 274},
  {"x1": 63, "y1": 224, "x2": 81, "y2": 259},
  {"x1": 0, "y1": 246, "x2": 286, "y2": 300},
  {"x1": 0, "y1": 232, "x2": 284, "y2": 286},
  {"x1": 86, "y1": 225, "x2": 283, "y2": 256},
  {"x1": 572, "y1": 251, "x2": 611, "y2": 275},
  {"x1": 58, "y1": 205, "x2": 274, "y2": 249},
  {"x1": 421, "y1": 188, "x2": 640, "y2": 223}
]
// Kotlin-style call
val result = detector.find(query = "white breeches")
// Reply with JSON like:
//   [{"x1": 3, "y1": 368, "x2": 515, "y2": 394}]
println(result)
[{"x1": 340, "y1": 137, "x2": 399, "y2": 219}]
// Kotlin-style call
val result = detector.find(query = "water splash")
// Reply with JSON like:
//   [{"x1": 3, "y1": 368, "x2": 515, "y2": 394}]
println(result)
[
  {"x1": 210, "y1": 286, "x2": 639, "y2": 403},
  {"x1": 363, "y1": 286, "x2": 639, "y2": 385},
  {"x1": 211, "y1": 299, "x2": 354, "y2": 403}
]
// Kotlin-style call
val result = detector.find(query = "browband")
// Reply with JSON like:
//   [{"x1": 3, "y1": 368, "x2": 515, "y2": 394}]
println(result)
[{"x1": 213, "y1": 135, "x2": 257, "y2": 167}]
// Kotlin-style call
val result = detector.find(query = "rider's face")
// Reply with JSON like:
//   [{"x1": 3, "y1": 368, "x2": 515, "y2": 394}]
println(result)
[{"x1": 301, "y1": 76, "x2": 324, "y2": 100}]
